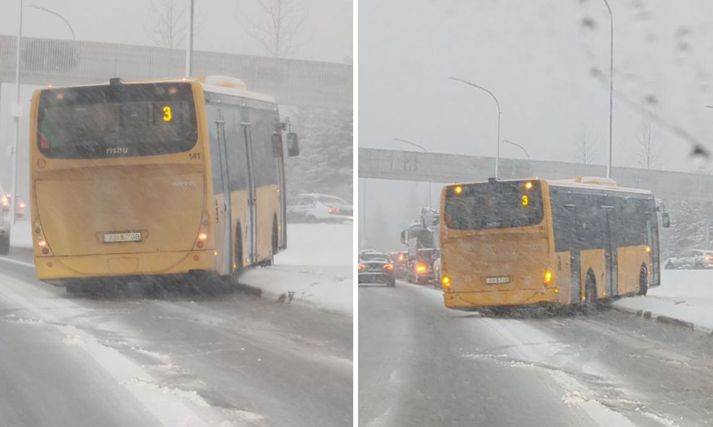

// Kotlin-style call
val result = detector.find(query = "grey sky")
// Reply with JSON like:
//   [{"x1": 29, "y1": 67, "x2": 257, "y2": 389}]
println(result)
[
  {"x1": 360, "y1": 0, "x2": 713, "y2": 173},
  {"x1": 0, "y1": 0, "x2": 352, "y2": 64}
]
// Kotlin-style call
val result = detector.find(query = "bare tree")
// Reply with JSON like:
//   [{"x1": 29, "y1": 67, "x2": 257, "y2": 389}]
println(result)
[
  {"x1": 246, "y1": 0, "x2": 307, "y2": 57},
  {"x1": 149, "y1": 0, "x2": 188, "y2": 49},
  {"x1": 575, "y1": 129, "x2": 597, "y2": 165},
  {"x1": 635, "y1": 122, "x2": 661, "y2": 169}
]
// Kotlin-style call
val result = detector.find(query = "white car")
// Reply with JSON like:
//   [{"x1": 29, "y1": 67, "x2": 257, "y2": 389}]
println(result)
[
  {"x1": 0, "y1": 186, "x2": 10, "y2": 254},
  {"x1": 665, "y1": 249, "x2": 713, "y2": 270},
  {"x1": 287, "y1": 193, "x2": 353, "y2": 223}
]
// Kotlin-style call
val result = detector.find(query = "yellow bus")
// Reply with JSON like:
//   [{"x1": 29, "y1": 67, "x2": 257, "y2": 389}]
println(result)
[
  {"x1": 29, "y1": 76, "x2": 298, "y2": 290},
  {"x1": 439, "y1": 177, "x2": 668, "y2": 310}
]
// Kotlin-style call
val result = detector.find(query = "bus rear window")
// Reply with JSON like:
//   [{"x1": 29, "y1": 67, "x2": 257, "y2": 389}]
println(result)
[
  {"x1": 37, "y1": 82, "x2": 197, "y2": 159},
  {"x1": 445, "y1": 181, "x2": 544, "y2": 230}
]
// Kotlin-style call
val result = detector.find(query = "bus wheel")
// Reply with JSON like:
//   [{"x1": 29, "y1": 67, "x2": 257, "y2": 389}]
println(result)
[
  {"x1": 585, "y1": 271, "x2": 597, "y2": 306},
  {"x1": 639, "y1": 265, "x2": 648, "y2": 296}
]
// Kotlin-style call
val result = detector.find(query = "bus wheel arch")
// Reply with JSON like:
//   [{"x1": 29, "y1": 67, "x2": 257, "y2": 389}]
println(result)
[{"x1": 639, "y1": 264, "x2": 648, "y2": 296}]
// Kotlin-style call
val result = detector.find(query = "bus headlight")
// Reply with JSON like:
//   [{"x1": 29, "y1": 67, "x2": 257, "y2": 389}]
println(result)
[{"x1": 441, "y1": 274, "x2": 451, "y2": 289}]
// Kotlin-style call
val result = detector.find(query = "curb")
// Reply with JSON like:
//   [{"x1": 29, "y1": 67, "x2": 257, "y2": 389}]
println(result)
[{"x1": 611, "y1": 303, "x2": 713, "y2": 334}]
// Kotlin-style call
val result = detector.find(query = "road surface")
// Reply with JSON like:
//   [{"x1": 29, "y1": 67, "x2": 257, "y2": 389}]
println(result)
[
  {"x1": 359, "y1": 281, "x2": 713, "y2": 426},
  {"x1": 0, "y1": 248, "x2": 352, "y2": 426}
]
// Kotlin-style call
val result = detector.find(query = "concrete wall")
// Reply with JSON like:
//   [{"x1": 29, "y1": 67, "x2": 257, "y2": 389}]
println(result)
[
  {"x1": 0, "y1": 35, "x2": 352, "y2": 110},
  {"x1": 359, "y1": 148, "x2": 713, "y2": 202}
]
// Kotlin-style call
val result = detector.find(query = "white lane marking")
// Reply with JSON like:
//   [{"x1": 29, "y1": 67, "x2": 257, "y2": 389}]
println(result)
[{"x1": 0, "y1": 256, "x2": 34, "y2": 269}]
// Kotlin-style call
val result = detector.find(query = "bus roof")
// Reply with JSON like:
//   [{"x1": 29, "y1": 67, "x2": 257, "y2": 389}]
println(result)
[
  {"x1": 451, "y1": 177, "x2": 654, "y2": 196},
  {"x1": 548, "y1": 177, "x2": 653, "y2": 196},
  {"x1": 197, "y1": 75, "x2": 276, "y2": 104},
  {"x1": 35, "y1": 76, "x2": 276, "y2": 105}
]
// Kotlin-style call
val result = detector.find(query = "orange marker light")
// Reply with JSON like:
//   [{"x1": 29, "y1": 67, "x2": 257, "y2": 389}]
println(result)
[
  {"x1": 525, "y1": 181, "x2": 533, "y2": 190},
  {"x1": 544, "y1": 269, "x2": 553, "y2": 285},
  {"x1": 454, "y1": 185, "x2": 463, "y2": 195},
  {"x1": 416, "y1": 263, "x2": 427, "y2": 274}
]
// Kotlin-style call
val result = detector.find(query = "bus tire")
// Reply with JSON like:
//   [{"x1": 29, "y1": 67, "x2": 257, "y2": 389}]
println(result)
[
  {"x1": 639, "y1": 264, "x2": 648, "y2": 296},
  {"x1": 0, "y1": 235, "x2": 9, "y2": 255},
  {"x1": 585, "y1": 270, "x2": 597, "y2": 305}
]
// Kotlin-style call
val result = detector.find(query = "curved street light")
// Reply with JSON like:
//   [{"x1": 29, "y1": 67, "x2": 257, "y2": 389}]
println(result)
[
  {"x1": 503, "y1": 139, "x2": 530, "y2": 160},
  {"x1": 11, "y1": 1, "x2": 76, "y2": 225},
  {"x1": 27, "y1": 4, "x2": 76, "y2": 40},
  {"x1": 448, "y1": 76, "x2": 502, "y2": 179},
  {"x1": 392, "y1": 137, "x2": 432, "y2": 207}
]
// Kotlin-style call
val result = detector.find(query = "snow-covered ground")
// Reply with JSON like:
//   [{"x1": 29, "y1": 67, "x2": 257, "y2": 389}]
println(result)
[
  {"x1": 10, "y1": 221, "x2": 353, "y2": 315},
  {"x1": 242, "y1": 223, "x2": 352, "y2": 315},
  {"x1": 615, "y1": 270, "x2": 713, "y2": 332}
]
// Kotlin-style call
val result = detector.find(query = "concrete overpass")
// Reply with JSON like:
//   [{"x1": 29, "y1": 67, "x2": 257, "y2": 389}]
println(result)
[
  {"x1": 0, "y1": 35, "x2": 351, "y2": 109},
  {"x1": 359, "y1": 148, "x2": 713, "y2": 203}
]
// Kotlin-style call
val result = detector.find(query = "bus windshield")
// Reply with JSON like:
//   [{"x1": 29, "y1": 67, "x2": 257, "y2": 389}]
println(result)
[
  {"x1": 445, "y1": 180, "x2": 544, "y2": 230},
  {"x1": 37, "y1": 82, "x2": 197, "y2": 159}
]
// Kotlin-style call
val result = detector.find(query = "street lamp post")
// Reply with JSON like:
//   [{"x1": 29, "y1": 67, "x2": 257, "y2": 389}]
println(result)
[
  {"x1": 10, "y1": 0, "x2": 24, "y2": 226},
  {"x1": 392, "y1": 137, "x2": 432, "y2": 207},
  {"x1": 11, "y1": 2, "x2": 76, "y2": 226},
  {"x1": 448, "y1": 76, "x2": 502, "y2": 179},
  {"x1": 602, "y1": 0, "x2": 614, "y2": 179},
  {"x1": 185, "y1": 0, "x2": 195, "y2": 76}
]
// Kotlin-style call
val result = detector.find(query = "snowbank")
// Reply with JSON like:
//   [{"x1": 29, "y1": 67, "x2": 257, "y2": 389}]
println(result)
[
  {"x1": 241, "y1": 223, "x2": 352, "y2": 315},
  {"x1": 9, "y1": 220, "x2": 32, "y2": 249},
  {"x1": 614, "y1": 270, "x2": 713, "y2": 332}
]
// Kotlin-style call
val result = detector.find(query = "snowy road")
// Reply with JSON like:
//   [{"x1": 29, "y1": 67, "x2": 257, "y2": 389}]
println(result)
[
  {"x1": 359, "y1": 281, "x2": 713, "y2": 426},
  {"x1": 0, "y1": 248, "x2": 352, "y2": 426}
]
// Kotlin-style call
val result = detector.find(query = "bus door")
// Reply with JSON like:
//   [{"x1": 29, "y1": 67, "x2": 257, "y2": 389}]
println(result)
[
  {"x1": 215, "y1": 113, "x2": 233, "y2": 275},
  {"x1": 241, "y1": 121, "x2": 257, "y2": 264},
  {"x1": 603, "y1": 204, "x2": 617, "y2": 297}
]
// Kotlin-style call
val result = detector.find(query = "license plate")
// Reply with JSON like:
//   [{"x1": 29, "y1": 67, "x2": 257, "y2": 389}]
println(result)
[
  {"x1": 485, "y1": 276, "x2": 511, "y2": 285},
  {"x1": 103, "y1": 231, "x2": 142, "y2": 243}
]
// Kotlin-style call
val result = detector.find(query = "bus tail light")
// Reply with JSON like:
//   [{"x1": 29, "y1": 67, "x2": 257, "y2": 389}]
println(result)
[
  {"x1": 544, "y1": 269, "x2": 553, "y2": 285},
  {"x1": 415, "y1": 263, "x2": 428, "y2": 274},
  {"x1": 193, "y1": 211, "x2": 210, "y2": 250},
  {"x1": 34, "y1": 222, "x2": 53, "y2": 256}
]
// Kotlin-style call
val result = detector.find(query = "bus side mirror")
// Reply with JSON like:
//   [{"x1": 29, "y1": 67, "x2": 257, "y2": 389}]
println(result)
[
  {"x1": 271, "y1": 133, "x2": 283, "y2": 158},
  {"x1": 400, "y1": 230, "x2": 407, "y2": 245},
  {"x1": 662, "y1": 212, "x2": 671, "y2": 228},
  {"x1": 287, "y1": 132, "x2": 299, "y2": 157}
]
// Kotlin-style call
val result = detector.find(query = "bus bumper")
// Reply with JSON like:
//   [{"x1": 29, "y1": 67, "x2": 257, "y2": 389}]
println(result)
[
  {"x1": 443, "y1": 287, "x2": 560, "y2": 310},
  {"x1": 34, "y1": 250, "x2": 217, "y2": 283}
]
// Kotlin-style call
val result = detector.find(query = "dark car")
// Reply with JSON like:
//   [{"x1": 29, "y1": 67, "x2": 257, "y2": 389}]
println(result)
[{"x1": 358, "y1": 250, "x2": 396, "y2": 286}]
